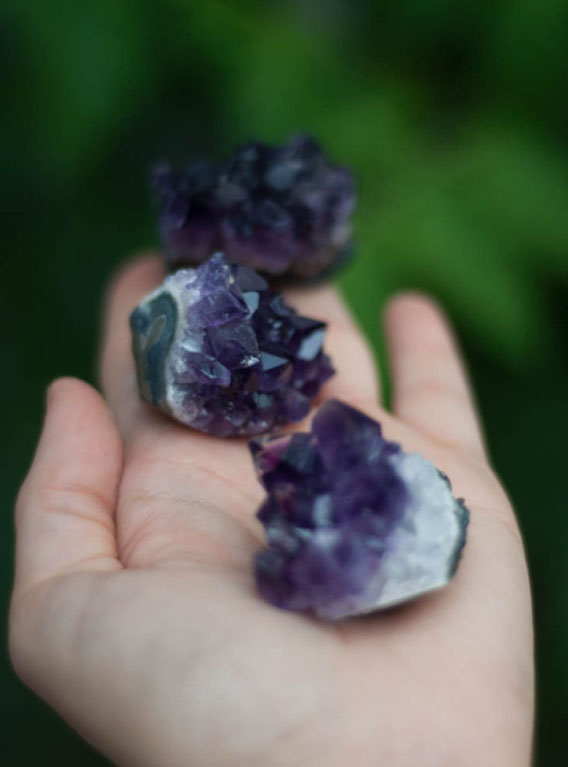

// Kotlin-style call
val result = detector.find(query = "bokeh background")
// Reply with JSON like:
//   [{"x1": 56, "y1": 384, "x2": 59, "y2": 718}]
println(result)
[{"x1": 1, "y1": 1, "x2": 567, "y2": 764}]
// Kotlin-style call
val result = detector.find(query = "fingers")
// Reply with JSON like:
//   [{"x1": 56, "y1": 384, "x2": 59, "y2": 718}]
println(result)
[
  {"x1": 285, "y1": 284, "x2": 381, "y2": 407},
  {"x1": 13, "y1": 379, "x2": 123, "y2": 599},
  {"x1": 100, "y1": 255, "x2": 164, "y2": 436},
  {"x1": 384, "y1": 293, "x2": 487, "y2": 458}
]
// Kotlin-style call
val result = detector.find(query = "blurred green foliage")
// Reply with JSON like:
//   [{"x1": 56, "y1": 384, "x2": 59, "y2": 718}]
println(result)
[{"x1": 1, "y1": 1, "x2": 566, "y2": 764}]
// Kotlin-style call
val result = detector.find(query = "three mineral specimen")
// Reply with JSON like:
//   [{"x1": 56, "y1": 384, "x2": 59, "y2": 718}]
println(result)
[
  {"x1": 130, "y1": 253, "x2": 334, "y2": 436},
  {"x1": 152, "y1": 134, "x2": 355, "y2": 280},
  {"x1": 251, "y1": 400, "x2": 469, "y2": 619}
]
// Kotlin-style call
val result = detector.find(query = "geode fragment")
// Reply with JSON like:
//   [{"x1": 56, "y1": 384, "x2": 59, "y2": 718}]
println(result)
[
  {"x1": 151, "y1": 134, "x2": 355, "y2": 280},
  {"x1": 251, "y1": 400, "x2": 469, "y2": 618},
  {"x1": 130, "y1": 253, "x2": 334, "y2": 436}
]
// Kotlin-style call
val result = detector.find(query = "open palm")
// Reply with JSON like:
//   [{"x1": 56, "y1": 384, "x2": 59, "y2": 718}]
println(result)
[{"x1": 10, "y1": 257, "x2": 533, "y2": 767}]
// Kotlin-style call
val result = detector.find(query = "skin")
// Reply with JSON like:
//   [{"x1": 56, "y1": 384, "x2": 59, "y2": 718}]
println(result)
[{"x1": 9, "y1": 256, "x2": 534, "y2": 767}]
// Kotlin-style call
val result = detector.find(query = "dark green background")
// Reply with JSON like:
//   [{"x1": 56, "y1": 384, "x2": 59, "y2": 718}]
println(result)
[{"x1": 1, "y1": 1, "x2": 567, "y2": 764}]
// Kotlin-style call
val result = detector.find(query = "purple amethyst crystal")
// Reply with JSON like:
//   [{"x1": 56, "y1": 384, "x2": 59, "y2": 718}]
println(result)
[
  {"x1": 151, "y1": 135, "x2": 355, "y2": 280},
  {"x1": 130, "y1": 253, "x2": 334, "y2": 436},
  {"x1": 251, "y1": 400, "x2": 469, "y2": 619}
]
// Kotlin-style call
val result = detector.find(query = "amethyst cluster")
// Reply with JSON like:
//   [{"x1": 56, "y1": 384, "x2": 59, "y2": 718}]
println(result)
[
  {"x1": 130, "y1": 253, "x2": 334, "y2": 436},
  {"x1": 152, "y1": 134, "x2": 355, "y2": 280},
  {"x1": 251, "y1": 400, "x2": 469, "y2": 619},
  {"x1": 129, "y1": 134, "x2": 470, "y2": 621}
]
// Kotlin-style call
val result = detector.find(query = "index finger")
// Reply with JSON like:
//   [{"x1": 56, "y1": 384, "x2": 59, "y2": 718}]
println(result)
[{"x1": 99, "y1": 255, "x2": 164, "y2": 437}]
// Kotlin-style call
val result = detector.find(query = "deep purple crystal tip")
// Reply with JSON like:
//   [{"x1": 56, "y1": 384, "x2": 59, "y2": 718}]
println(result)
[
  {"x1": 151, "y1": 134, "x2": 356, "y2": 281},
  {"x1": 130, "y1": 253, "x2": 334, "y2": 436},
  {"x1": 251, "y1": 400, "x2": 469, "y2": 619}
]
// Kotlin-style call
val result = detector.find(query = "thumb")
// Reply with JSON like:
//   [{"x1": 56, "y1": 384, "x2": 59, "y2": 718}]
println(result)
[{"x1": 12, "y1": 377, "x2": 123, "y2": 601}]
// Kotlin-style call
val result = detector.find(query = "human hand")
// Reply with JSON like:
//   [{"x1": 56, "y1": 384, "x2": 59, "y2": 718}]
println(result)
[{"x1": 10, "y1": 257, "x2": 534, "y2": 766}]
